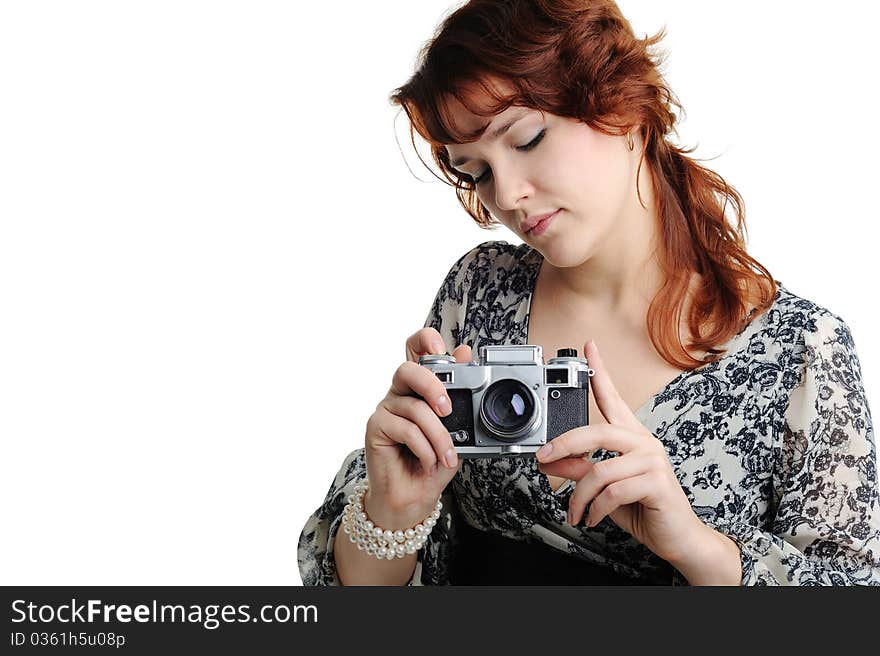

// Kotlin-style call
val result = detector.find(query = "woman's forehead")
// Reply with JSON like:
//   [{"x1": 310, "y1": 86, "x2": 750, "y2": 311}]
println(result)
[
  {"x1": 441, "y1": 94, "x2": 534, "y2": 151},
  {"x1": 442, "y1": 92, "x2": 495, "y2": 134},
  {"x1": 440, "y1": 77, "x2": 520, "y2": 138}
]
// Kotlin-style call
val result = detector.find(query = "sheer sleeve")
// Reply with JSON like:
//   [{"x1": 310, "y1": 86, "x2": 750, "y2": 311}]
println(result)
[
  {"x1": 297, "y1": 448, "x2": 366, "y2": 586},
  {"x1": 720, "y1": 313, "x2": 880, "y2": 585},
  {"x1": 297, "y1": 245, "x2": 483, "y2": 585}
]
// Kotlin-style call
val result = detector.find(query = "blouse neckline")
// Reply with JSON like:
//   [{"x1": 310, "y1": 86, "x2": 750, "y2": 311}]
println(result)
[{"x1": 518, "y1": 245, "x2": 780, "y2": 419}]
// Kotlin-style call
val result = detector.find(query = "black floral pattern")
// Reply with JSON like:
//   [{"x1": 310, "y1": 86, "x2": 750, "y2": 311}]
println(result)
[{"x1": 298, "y1": 241, "x2": 880, "y2": 586}]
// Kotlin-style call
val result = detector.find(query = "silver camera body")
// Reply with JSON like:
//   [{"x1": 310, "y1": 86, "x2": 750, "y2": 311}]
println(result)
[{"x1": 418, "y1": 345, "x2": 593, "y2": 459}]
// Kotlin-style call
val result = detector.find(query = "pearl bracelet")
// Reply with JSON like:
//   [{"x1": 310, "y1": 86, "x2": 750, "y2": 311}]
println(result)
[{"x1": 340, "y1": 479, "x2": 442, "y2": 560}]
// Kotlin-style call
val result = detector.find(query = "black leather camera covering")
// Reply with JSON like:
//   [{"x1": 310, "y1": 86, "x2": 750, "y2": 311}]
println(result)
[
  {"x1": 547, "y1": 386, "x2": 589, "y2": 441},
  {"x1": 439, "y1": 388, "x2": 476, "y2": 446}
]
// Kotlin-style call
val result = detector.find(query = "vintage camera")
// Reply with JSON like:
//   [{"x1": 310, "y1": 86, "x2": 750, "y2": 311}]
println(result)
[{"x1": 418, "y1": 345, "x2": 594, "y2": 459}]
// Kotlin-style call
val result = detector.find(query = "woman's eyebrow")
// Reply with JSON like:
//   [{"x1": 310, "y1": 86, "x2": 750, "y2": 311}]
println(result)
[{"x1": 451, "y1": 110, "x2": 530, "y2": 167}]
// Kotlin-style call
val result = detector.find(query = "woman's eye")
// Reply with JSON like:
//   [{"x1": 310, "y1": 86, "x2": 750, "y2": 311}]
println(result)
[
  {"x1": 472, "y1": 129, "x2": 547, "y2": 186},
  {"x1": 473, "y1": 170, "x2": 491, "y2": 185}
]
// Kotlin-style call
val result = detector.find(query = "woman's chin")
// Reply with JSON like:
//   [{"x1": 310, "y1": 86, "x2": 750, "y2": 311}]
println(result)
[{"x1": 538, "y1": 239, "x2": 598, "y2": 269}]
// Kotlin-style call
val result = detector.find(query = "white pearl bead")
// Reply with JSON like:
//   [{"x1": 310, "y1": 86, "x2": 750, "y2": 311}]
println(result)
[
  {"x1": 377, "y1": 546, "x2": 387, "y2": 557},
  {"x1": 357, "y1": 512, "x2": 367, "y2": 523},
  {"x1": 430, "y1": 510, "x2": 440, "y2": 520},
  {"x1": 342, "y1": 524, "x2": 350, "y2": 535},
  {"x1": 395, "y1": 544, "x2": 406, "y2": 557},
  {"x1": 404, "y1": 539, "x2": 414, "y2": 550},
  {"x1": 394, "y1": 530, "x2": 405, "y2": 543},
  {"x1": 364, "y1": 520, "x2": 374, "y2": 531},
  {"x1": 424, "y1": 517, "x2": 436, "y2": 528},
  {"x1": 405, "y1": 544, "x2": 417, "y2": 554},
  {"x1": 383, "y1": 529, "x2": 394, "y2": 543},
  {"x1": 436, "y1": 500, "x2": 443, "y2": 510},
  {"x1": 373, "y1": 527, "x2": 384, "y2": 539},
  {"x1": 356, "y1": 543, "x2": 364, "y2": 550},
  {"x1": 385, "y1": 550, "x2": 396, "y2": 560},
  {"x1": 405, "y1": 528, "x2": 415, "y2": 540},
  {"x1": 414, "y1": 524, "x2": 426, "y2": 536}
]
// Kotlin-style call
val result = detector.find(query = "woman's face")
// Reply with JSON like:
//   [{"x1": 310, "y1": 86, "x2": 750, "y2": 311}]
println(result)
[{"x1": 444, "y1": 95, "x2": 650, "y2": 269}]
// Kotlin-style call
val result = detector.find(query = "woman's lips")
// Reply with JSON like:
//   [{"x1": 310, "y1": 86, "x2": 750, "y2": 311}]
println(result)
[{"x1": 526, "y1": 209, "x2": 560, "y2": 237}]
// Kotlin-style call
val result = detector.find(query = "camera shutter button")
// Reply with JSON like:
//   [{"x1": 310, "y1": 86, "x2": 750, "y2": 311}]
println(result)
[{"x1": 557, "y1": 348, "x2": 577, "y2": 358}]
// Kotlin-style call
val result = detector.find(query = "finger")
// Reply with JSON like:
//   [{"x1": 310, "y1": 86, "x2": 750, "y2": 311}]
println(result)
[
  {"x1": 584, "y1": 472, "x2": 658, "y2": 528},
  {"x1": 537, "y1": 457, "x2": 594, "y2": 481},
  {"x1": 451, "y1": 344, "x2": 473, "y2": 363},
  {"x1": 406, "y1": 327, "x2": 447, "y2": 362},
  {"x1": 567, "y1": 452, "x2": 653, "y2": 525},
  {"x1": 536, "y1": 424, "x2": 641, "y2": 463},
  {"x1": 390, "y1": 361, "x2": 452, "y2": 419},
  {"x1": 369, "y1": 407, "x2": 438, "y2": 473},
  {"x1": 381, "y1": 394, "x2": 458, "y2": 468},
  {"x1": 584, "y1": 340, "x2": 642, "y2": 430}
]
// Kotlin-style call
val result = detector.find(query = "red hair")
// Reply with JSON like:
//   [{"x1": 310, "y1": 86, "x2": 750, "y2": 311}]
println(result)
[{"x1": 389, "y1": 0, "x2": 777, "y2": 369}]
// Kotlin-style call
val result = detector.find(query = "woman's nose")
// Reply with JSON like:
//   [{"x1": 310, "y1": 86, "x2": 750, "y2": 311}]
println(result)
[{"x1": 493, "y1": 165, "x2": 532, "y2": 212}]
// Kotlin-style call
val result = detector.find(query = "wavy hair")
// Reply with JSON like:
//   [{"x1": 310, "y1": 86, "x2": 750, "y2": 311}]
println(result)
[{"x1": 389, "y1": 0, "x2": 777, "y2": 369}]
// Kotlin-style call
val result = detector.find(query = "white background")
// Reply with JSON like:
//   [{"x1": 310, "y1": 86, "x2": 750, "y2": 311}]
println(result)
[{"x1": 1, "y1": 1, "x2": 877, "y2": 585}]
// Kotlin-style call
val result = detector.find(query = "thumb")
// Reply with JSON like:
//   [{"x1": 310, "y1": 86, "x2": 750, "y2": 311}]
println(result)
[{"x1": 451, "y1": 344, "x2": 473, "y2": 363}]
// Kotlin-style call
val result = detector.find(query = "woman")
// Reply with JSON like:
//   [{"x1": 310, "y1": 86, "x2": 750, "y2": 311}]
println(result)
[{"x1": 298, "y1": 0, "x2": 880, "y2": 585}]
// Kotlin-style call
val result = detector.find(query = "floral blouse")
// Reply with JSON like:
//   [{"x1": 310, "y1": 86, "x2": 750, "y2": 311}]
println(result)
[{"x1": 298, "y1": 241, "x2": 880, "y2": 585}]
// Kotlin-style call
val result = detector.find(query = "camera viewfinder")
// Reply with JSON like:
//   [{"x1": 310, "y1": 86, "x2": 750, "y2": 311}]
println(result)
[{"x1": 546, "y1": 368, "x2": 569, "y2": 385}]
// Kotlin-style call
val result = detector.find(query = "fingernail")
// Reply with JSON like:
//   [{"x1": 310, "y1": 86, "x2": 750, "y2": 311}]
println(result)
[
  {"x1": 437, "y1": 396, "x2": 450, "y2": 415},
  {"x1": 445, "y1": 448, "x2": 458, "y2": 468},
  {"x1": 433, "y1": 342, "x2": 446, "y2": 354},
  {"x1": 536, "y1": 443, "x2": 553, "y2": 460}
]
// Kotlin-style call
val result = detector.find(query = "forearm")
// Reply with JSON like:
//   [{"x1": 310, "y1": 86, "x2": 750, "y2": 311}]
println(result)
[
  {"x1": 333, "y1": 529, "x2": 418, "y2": 586},
  {"x1": 669, "y1": 525, "x2": 742, "y2": 586},
  {"x1": 333, "y1": 489, "x2": 434, "y2": 586}
]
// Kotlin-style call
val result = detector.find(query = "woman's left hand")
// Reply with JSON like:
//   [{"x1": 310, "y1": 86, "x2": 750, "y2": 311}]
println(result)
[{"x1": 536, "y1": 340, "x2": 710, "y2": 566}]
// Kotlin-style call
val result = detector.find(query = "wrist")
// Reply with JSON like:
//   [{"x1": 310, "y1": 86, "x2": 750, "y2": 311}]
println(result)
[
  {"x1": 342, "y1": 480, "x2": 441, "y2": 562},
  {"x1": 668, "y1": 523, "x2": 742, "y2": 586},
  {"x1": 362, "y1": 488, "x2": 438, "y2": 532}
]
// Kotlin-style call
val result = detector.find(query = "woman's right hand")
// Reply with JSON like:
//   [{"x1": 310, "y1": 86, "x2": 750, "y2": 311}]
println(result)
[{"x1": 363, "y1": 327, "x2": 472, "y2": 530}]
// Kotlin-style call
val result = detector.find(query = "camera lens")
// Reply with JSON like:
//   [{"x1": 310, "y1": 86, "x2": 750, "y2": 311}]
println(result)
[{"x1": 480, "y1": 379, "x2": 537, "y2": 438}]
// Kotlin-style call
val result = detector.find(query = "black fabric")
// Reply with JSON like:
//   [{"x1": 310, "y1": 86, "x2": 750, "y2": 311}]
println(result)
[{"x1": 448, "y1": 520, "x2": 647, "y2": 585}]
